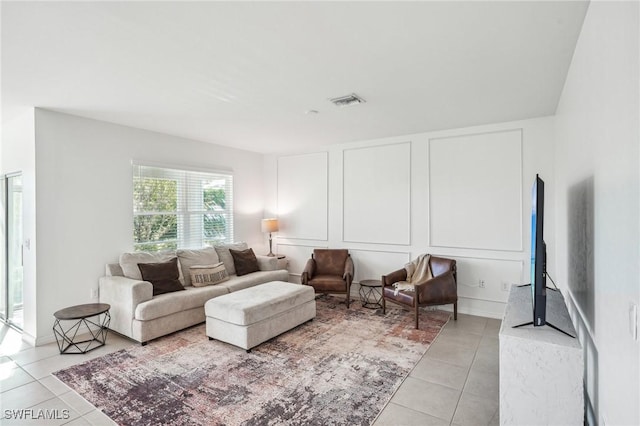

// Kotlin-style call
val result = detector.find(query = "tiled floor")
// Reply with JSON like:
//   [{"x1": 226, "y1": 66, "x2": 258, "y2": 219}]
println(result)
[
  {"x1": 373, "y1": 313, "x2": 501, "y2": 426},
  {"x1": 0, "y1": 312, "x2": 500, "y2": 426},
  {"x1": 0, "y1": 327, "x2": 131, "y2": 425}
]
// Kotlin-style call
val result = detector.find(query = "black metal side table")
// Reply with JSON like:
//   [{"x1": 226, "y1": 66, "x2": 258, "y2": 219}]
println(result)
[
  {"x1": 359, "y1": 279, "x2": 383, "y2": 309},
  {"x1": 53, "y1": 303, "x2": 111, "y2": 354}
]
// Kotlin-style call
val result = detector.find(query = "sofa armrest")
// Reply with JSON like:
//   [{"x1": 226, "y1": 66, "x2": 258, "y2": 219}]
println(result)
[
  {"x1": 256, "y1": 255, "x2": 278, "y2": 271},
  {"x1": 415, "y1": 271, "x2": 457, "y2": 305},
  {"x1": 382, "y1": 268, "x2": 408, "y2": 287},
  {"x1": 343, "y1": 255, "x2": 354, "y2": 283},
  {"x1": 301, "y1": 258, "x2": 316, "y2": 285},
  {"x1": 99, "y1": 276, "x2": 153, "y2": 339}
]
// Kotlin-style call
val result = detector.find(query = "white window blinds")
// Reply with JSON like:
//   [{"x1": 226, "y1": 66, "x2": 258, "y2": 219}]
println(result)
[{"x1": 132, "y1": 163, "x2": 233, "y2": 251}]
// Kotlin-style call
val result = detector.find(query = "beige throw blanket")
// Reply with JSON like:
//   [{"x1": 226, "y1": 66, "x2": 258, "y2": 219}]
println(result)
[{"x1": 393, "y1": 254, "x2": 432, "y2": 296}]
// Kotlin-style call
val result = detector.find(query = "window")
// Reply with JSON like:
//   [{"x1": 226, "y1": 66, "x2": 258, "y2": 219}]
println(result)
[{"x1": 132, "y1": 163, "x2": 233, "y2": 252}]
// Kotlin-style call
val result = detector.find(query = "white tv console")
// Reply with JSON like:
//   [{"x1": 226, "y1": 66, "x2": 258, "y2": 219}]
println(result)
[{"x1": 499, "y1": 285, "x2": 584, "y2": 425}]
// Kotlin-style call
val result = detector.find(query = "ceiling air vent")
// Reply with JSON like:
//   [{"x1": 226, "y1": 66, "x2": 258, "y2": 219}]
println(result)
[{"x1": 329, "y1": 93, "x2": 366, "y2": 107}]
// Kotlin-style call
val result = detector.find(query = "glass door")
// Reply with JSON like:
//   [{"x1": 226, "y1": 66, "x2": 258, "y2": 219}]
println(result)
[
  {"x1": 1, "y1": 174, "x2": 23, "y2": 330},
  {"x1": 0, "y1": 178, "x2": 5, "y2": 322}
]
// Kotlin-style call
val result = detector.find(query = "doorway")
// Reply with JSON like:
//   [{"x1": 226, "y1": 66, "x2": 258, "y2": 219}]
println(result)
[{"x1": 1, "y1": 173, "x2": 24, "y2": 330}]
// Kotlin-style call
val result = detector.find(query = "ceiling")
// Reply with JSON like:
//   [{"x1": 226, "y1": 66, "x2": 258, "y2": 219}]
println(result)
[{"x1": 1, "y1": 1, "x2": 589, "y2": 154}]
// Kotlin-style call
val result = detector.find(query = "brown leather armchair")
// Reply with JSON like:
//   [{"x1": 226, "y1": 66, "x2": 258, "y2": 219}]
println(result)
[
  {"x1": 382, "y1": 255, "x2": 457, "y2": 328},
  {"x1": 301, "y1": 249, "x2": 354, "y2": 308}
]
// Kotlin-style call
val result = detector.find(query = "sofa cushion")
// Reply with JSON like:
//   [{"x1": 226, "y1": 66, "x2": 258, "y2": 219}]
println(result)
[
  {"x1": 190, "y1": 263, "x2": 229, "y2": 287},
  {"x1": 307, "y1": 274, "x2": 347, "y2": 292},
  {"x1": 138, "y1": 258, "x2": 185, "y2": 296},
  {"x1": 135, "y1": 285, "x2": 230, "y2": 321},
  {"x1": 214, "y1": 242, "x2": 248, "y2": 275},
  {"x1": 230, "y1": 248, "x2": 260, "y2": 276},
  {"x1": 220, "y1": 269, "x2": 290, "y2": 293},
  {"x1": 314, "y1": 249, "x2": 349, "y2": 276},
  {"x1": 176, "y1": 247, "x2": 220, "y2": 286},
  {"x1": 256, "y1": 255, "x2": 278, "y2": 271},
  {"x1": 120, "y1": 251, "x2": 178, "y2": 281},
  {"x1": 105, "y1": 263, "x2": 124, "y2": 277}
]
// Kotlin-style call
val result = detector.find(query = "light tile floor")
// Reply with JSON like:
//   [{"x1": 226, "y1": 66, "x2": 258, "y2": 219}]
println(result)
[
  {"x1": 374, "y1": 313, "x2": 501, "y2": 426},
  {"x1": 0, "y1": 312, "x2": 500, "y2": 426}
]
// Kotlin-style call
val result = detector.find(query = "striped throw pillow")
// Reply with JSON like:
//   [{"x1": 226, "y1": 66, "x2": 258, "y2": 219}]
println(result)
[{"x1": 189, "y1": 262, "x2": 229, "y2": 287}]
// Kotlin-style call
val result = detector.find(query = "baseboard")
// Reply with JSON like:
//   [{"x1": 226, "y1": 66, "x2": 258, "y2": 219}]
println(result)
[
  {"x1": 35, "y1": 333, "x2": 58, "y2": 346},
  {"x1": 21, "y1": 330, "x2": 37, "y2": 347},
  {"x1": 457, "y1": 296, "x2": 505, "y2": 319},
  {"x1": 455, "y1": 305, "x2": 503, "y2": 320},
  {"x1": 288, "y1": 278, "x2": 503, "y2": 320}
]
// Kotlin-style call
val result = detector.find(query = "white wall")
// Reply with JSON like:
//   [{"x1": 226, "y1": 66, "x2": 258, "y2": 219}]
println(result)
[
  {"x1": 31, "y1": 109, "x2": 265, "y2": 344},
  {"x1": 1, "y1": 108, "x2": 37, "y2": 344},
  {"x1": 554, "y1": 2, "x2": 640, "y2": 425},
  {"x1": 264, "y1": 116, "x2": 555, "y2": 319}
]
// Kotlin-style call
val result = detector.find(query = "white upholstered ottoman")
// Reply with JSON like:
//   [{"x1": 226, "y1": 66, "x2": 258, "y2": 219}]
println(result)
[{"x1": 205, "y1": 281, "x2": 316, "y2": 351}]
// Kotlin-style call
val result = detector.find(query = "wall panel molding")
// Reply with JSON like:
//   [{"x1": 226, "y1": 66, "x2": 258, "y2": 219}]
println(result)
[
  {"x1": 277, "y1": 152, "x2": 328, "y2": 241},
  {"x1": 348, "y1": 248, "x2": 411, "y2": 283},
  {"x1": 428, "y1": 129, "x2": 523, "y2": 251},
  {"x1": 343, "y1": 142, "x2": 411, "y2": 245},
  {"x1": 449, "y1": 255, "x2": 524, "y2": 304},
  {"x1": 277, "y1": 242, "x2": 328, "y2": 276}
]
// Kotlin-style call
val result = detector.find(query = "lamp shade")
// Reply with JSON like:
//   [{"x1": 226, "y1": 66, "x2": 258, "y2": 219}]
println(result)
[{"x1": 261, "y1": 218, "x2": 279, "y2": 233}]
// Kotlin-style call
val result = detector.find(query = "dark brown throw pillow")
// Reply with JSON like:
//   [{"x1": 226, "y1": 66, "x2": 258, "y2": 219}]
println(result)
[
  {"x1": 138, "y1": 257, "x2": 185, "y2": 296},
  {"x1": 229, "y1": 248, "x2": 260, "y2": 276}
]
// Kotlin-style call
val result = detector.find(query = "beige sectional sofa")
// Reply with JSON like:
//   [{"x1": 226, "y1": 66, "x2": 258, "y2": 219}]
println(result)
[{"x1": 99, "y1": 243, "x2": 289, "y2": 344}]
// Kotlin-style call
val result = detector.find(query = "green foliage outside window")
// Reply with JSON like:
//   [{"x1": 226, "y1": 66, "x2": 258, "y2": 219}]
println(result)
[
  {"x1": 133, "y1": 175, "x2": 230, "y2": 251},
  {"x1": 133, "y1": 177, "x2": 178, "y2": 251},
  {"x1": 203, "y1": 187, "x2": 227, "y2": 243}
]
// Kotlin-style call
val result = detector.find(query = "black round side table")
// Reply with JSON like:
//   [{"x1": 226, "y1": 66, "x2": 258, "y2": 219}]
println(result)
[
  {"x1": 53, "y1": 303, "x2": 111, "y2": 354},
  {"x1": 359, "y1": 279, "x2": 383, "y2": 309}
]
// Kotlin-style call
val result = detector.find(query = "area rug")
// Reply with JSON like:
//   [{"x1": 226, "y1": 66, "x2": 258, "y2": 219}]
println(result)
[{"x1": 54, "y1": 296, "x2": 450, "y2": 426}]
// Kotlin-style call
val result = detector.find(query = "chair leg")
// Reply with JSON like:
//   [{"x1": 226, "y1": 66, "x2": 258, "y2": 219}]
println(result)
[
  {"x1": 346, "y1": 293, "x2": 350, "y2": 309},
  {"x1": 415, "y1": 303, "x2": 419, "y2": 329},
  {"x1": 382, "y1": 292, "x2": 386, "y2": 314},
  {"x1": 454, "y1": 302, "x2": 458, "y2": 320}
]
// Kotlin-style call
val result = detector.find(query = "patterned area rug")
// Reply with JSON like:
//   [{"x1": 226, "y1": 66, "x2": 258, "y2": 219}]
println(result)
[{"x1": 54, "y1": 295, "x2": 450, "y2": 426}]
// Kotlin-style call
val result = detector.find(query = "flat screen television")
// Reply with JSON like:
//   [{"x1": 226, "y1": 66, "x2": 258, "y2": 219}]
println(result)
[
  {"x1": 530, "y1": 174, "x2": 546, "y2": 326},
  {"x1": 515, "y1": 174, "x2": 573, "y2": 337}
]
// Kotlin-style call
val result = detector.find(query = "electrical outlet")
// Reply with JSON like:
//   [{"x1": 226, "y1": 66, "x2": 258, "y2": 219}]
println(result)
[
  {"x1": 479, "y1": 279, "x2": 485, "y2": 288},
  {"x1": 501, "y1": 282, "x2": 510, "y2": 292},
  {"x1": 90, "y1": 288, "x2": 99, "y2": 299}
]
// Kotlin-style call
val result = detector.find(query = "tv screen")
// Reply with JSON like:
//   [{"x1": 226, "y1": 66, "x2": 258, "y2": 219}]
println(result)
[{"x1": 531, "y1": 174, "x2": 546, "y2": 326}]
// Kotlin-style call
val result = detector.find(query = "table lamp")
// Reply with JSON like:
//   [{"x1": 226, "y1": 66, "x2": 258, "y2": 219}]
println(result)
[{"x1": 261, "y1": 218, "x2": 279, "y2": 257}]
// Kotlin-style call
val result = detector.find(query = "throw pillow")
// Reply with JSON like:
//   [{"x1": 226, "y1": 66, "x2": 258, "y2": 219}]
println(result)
[
  {"x1": 176, "y1": 247, "x2": 220, "y2": 287},
  {"x1": 189, "y1": 262, "x2": 229, "y2": 287},
  {"x1": 138, "y1": 257, "x2": 185, "y2": 296},
  {"x1": 120, "y1": 251, "x2": 185, "y2": 285},
  {"x1": 229, "y1": 248, "x2": 260, "y2": 276},
  {"x1": 214, "y1": 242, "x2": 248, "y2": 275}
]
